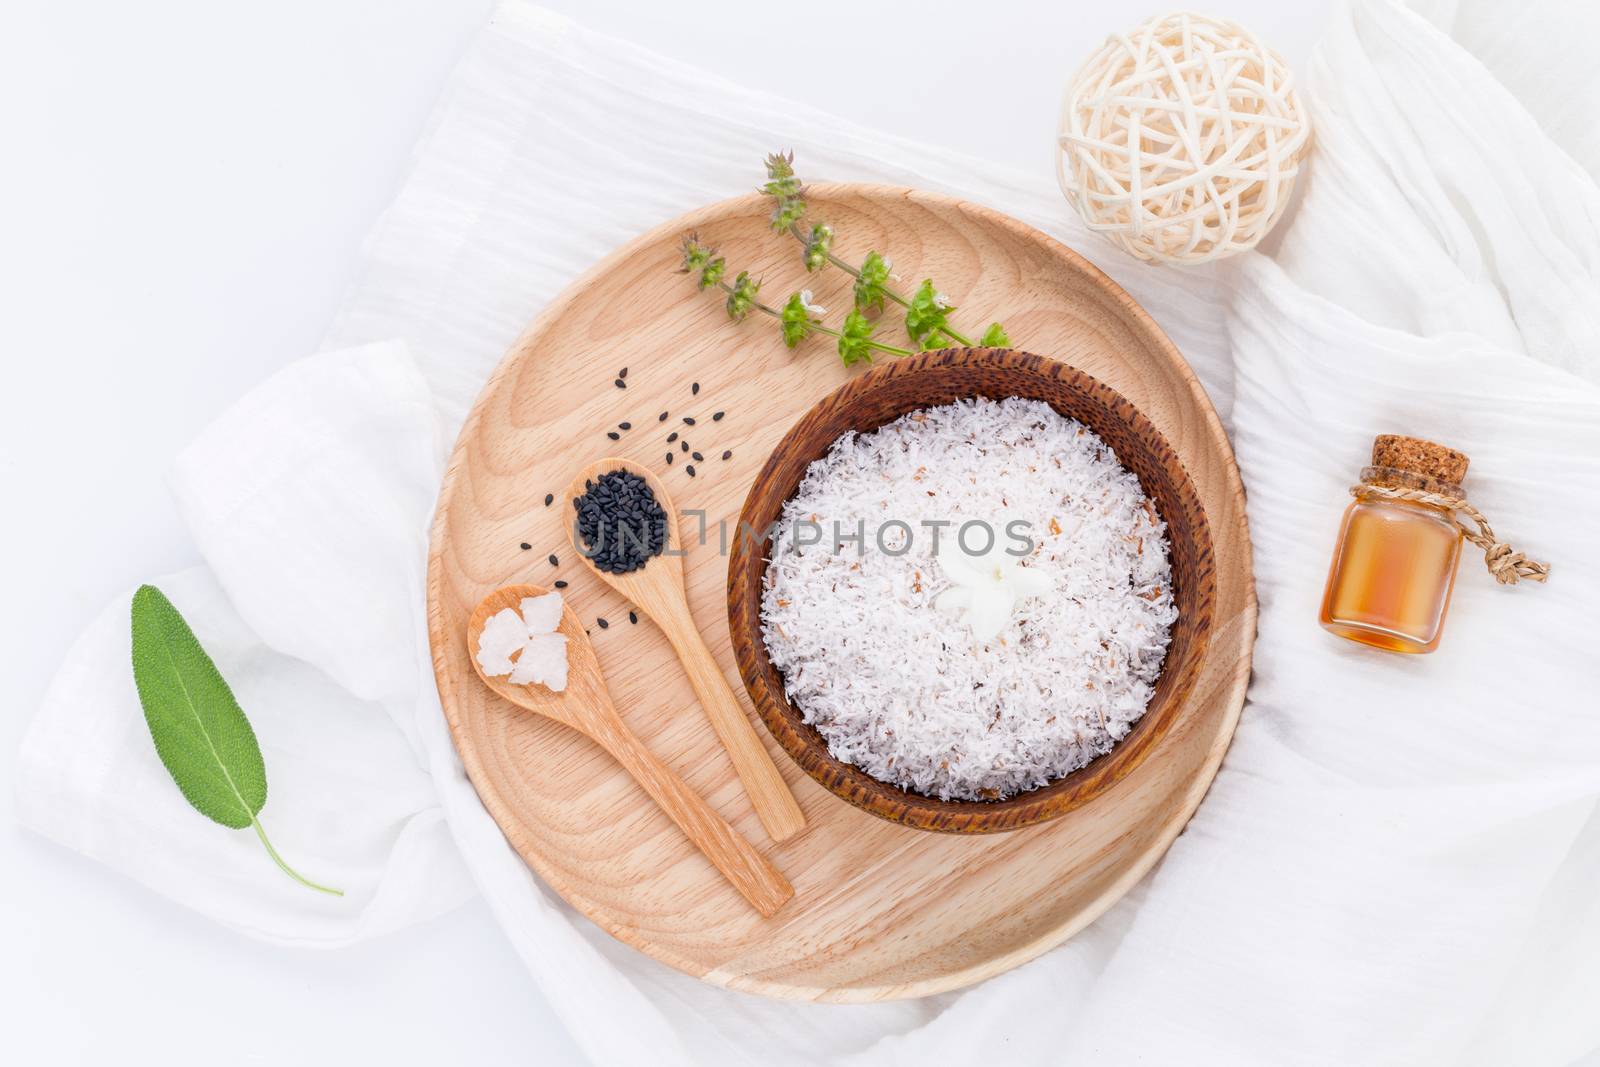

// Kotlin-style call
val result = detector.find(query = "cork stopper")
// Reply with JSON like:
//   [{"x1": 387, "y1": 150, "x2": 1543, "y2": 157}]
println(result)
[{"x1": 1371, "y1": 434, "x2": 1469, "y2": 486}]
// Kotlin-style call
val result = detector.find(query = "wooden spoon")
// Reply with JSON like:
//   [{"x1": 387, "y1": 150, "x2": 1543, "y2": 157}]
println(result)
[
  {"x1": 467, "y1": 584, "x2": 793, "y2": 917},
  {"x1": 563, "y1": 458, "x2": 807, "y2": 843}
]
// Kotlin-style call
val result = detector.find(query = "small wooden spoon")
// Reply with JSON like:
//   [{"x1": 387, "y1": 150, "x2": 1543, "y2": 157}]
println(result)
[
  {"x1": 467, "y1": 584, "x2": 793, "y2": 917},
  {"x1": 563, "y1": 458, "x2": 807, "y2": 843}
]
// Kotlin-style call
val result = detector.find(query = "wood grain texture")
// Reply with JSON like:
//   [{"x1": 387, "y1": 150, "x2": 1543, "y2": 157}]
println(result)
[
  {"x1": 466, "y1": 585, "x2": 794, "y2": 917},
  {"x1": 729, "y1": 348, "x2": 1214, "y2": 833},
  {"x1": 426, "y1": 184, "x2": 1256, "y2": 1001},
  {"x1": 563, "y1": 458, "x2": 806, "y2": 842}
]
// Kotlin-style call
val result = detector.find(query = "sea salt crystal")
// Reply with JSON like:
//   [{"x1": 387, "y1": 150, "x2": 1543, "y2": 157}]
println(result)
[
  {"x1": 760, "y1": 396, "x2": 1176, "y2": 801},
  {"x1": 509, "y1": 633, "x2": 568, "y2": 690},
  {"x1": 477, "y1": 608, "x2": 530, "y2": 676},
  {"x1": 476, "y1": 592, "x2": 569, "y2": 692},
  {"x1": 520, "y1": 593, "x2": 563, "y2": 634}
]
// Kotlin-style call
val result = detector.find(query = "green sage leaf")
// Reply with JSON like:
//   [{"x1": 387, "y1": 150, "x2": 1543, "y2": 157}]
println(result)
[
  {"x1": 131, "y1": 585, "x2": 266, "y2": 829},
  {"x1": 130, "y1": 585, "x2": 341, "y2": 895}
]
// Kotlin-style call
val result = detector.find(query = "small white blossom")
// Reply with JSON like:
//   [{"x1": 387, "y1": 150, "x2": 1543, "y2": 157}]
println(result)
[
  {"x1": 800, "y1": 289, "x2": 826, "y2": 316},
  {"x1": 931, "y1": 533, "x2": 1052, "y2": 642}
]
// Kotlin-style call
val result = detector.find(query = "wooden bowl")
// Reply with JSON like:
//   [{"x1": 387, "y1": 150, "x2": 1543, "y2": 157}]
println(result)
[{"x1": 728, "y1": 347, "x2": 1216, "y2": 833}]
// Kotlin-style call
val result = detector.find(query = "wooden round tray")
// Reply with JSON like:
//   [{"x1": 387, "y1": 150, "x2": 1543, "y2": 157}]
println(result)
[{"x1": 426, "y1": 184, "x2": 1255, "y2": 1002}]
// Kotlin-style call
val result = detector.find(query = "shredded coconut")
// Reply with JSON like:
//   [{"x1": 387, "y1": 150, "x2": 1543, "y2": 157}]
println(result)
[{"x1": 760, "y1": 397, "x2": 1176, "y2": 801}]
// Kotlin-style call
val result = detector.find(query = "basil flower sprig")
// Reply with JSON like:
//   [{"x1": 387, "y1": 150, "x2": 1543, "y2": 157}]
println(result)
[
  {"x1": 681, "y1": 235, "x2": 911, "y2": 365},
  {"x1": 760, "y1": 152, "x2": 1011, "y2": 350}
]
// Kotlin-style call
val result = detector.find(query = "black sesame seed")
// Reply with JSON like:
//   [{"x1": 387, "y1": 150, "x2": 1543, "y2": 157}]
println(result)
[
  {"x1": 665, "y1": 452, "x2": 673, "y2": 464},
  {"x1": 548, "y1": 554, "x2": 559, "y2": 566},
  {"x1": 686, "y1": 464, "x2": 696, "y2": 477},
  {"x1": 520, "y1": 542, "x2": 531, "y2": 550},
  {"x1": 614, "y1": 378, "x2": 626, "y2": 389},
  {"x1": 683, "y1": 416, "x2": 696, "y2": 426},
  {"x1": 667, "y1": 431, "x2": 678, "y2": 443},
  {"x1": 618, "y1": 421, "x2": 631, "y2": 430},
  {"x1": 618, "y1": 367, "x2": 628, "y2": 379},
  {"x1": 692, "y1": 451, "x2": 704, "y2": 461},
  {"x1": 712, "y1": 411, "x2": 725, "y2": 421},
  {"x1": 691, "y1": 382, "x2": 700, "y2": 395},
  {"x1": 721, "y1": 450, "x2": 732, "y2": 461},
  {"x1": 681, "y1": 441, "x2": 689, "y2": 453},
  {"x1": 629, "y1": 611, "x2": 638, "y2": 624},
  {"x1": 606, "y1": 431, "x2": 620, "y2": 440},
  {"x1": 658, "y1": 411, "x2": 669, "y2": 421},
  {"x1": 554, "y1": 580, "x2": 568, "y2": 589},
  {"x1": 543, "y1": 493, "x2": 554, "y2": 506},
  {"x1": 597, "y1": 617, "x2": 609, "y2": 629}
]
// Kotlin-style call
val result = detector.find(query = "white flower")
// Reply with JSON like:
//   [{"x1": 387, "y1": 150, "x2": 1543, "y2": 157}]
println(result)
[
  {"x1": 932, "y1": 535, "x2": 1053, "y2": 642},
  {"x1": 800, "y1": 289, "x2": 826, "y2": 316},
  {"x1": 933, "y1": 290, "x2": 952, "y2": 310},
  {"x1": 476, "y1": 591, "x2": 569, "y2": 691}
]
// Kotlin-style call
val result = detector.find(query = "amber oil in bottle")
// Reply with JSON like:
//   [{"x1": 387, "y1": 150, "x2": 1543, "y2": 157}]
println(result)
[{"x1": 1319, "y1": 435, "x2": 1469, "y2": 654}]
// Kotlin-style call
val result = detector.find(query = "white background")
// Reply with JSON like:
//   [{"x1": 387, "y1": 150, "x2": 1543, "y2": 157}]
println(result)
[{"x1": 2, "y1": 2, "x2": 1327, "y2": 1062}]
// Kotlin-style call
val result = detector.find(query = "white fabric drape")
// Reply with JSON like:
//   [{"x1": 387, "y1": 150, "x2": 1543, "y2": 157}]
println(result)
[{"x1": 18, "y1": 2, "x2": 1600, "y2": 1062}]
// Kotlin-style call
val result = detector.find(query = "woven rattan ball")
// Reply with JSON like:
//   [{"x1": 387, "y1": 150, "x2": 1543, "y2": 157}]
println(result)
[{"x1": 1056, "y1": 12, "x2": 1311, "y2": 265}]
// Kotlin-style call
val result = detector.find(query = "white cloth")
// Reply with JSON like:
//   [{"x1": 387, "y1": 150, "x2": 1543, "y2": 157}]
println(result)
[
  {"x1": 16, "y1": 344, "x2": 475, "y2": 945},
  {"x1": 17, "y1": 0, "x2": 1600, "y2": 1062}
]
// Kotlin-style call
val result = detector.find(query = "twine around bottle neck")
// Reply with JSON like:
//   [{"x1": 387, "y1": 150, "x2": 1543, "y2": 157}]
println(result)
[{"x1": 1350, "y1": 476, "x2": 1551, "y2": 586}]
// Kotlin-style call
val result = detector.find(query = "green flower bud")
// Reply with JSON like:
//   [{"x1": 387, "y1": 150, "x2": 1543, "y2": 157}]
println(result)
[
  {"x1": 854, "y1": 251, "x2": 891, "y2": 313},
  {"x1": 905, "y1": 279, "x2": 956, "y2": 348},
  {"x1": 761, "y1": 151, "x2": 805, "y2": 231},
  {"x1": 837, "y1": 309, "x2": 877, "y2": 366},
  {"x1": 679, "y1": 234, "x2": 712, "y2": 273},
  {"x1": 779, "y1": 291, "x2": 820, "y2": 348},
  {"x1": 764, "y1": 150, "x2": 796, "y2": 182},
  {"x1": 980, "y1": 322, "x2": 1011, "y2": 347},
  {"x1": 726, "y1": 271, "x2": 760, "y2": 322},
  {"x1": 769, "y1": 196, "x2": 805, "y2": 233},
  {"x1": 803, "y1": 224, "x2": 833, "y2": 272}
]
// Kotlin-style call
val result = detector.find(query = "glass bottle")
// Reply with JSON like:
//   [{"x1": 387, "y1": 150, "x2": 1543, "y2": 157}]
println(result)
[{"x1": 1319, "y1": 435, "x2": 1468, "y2": 654}]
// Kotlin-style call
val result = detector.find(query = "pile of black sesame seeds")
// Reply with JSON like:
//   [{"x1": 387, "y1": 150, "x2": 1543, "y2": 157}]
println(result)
[{"x1": 572, "y1": 469, "x2": 668, "y2": 574}]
